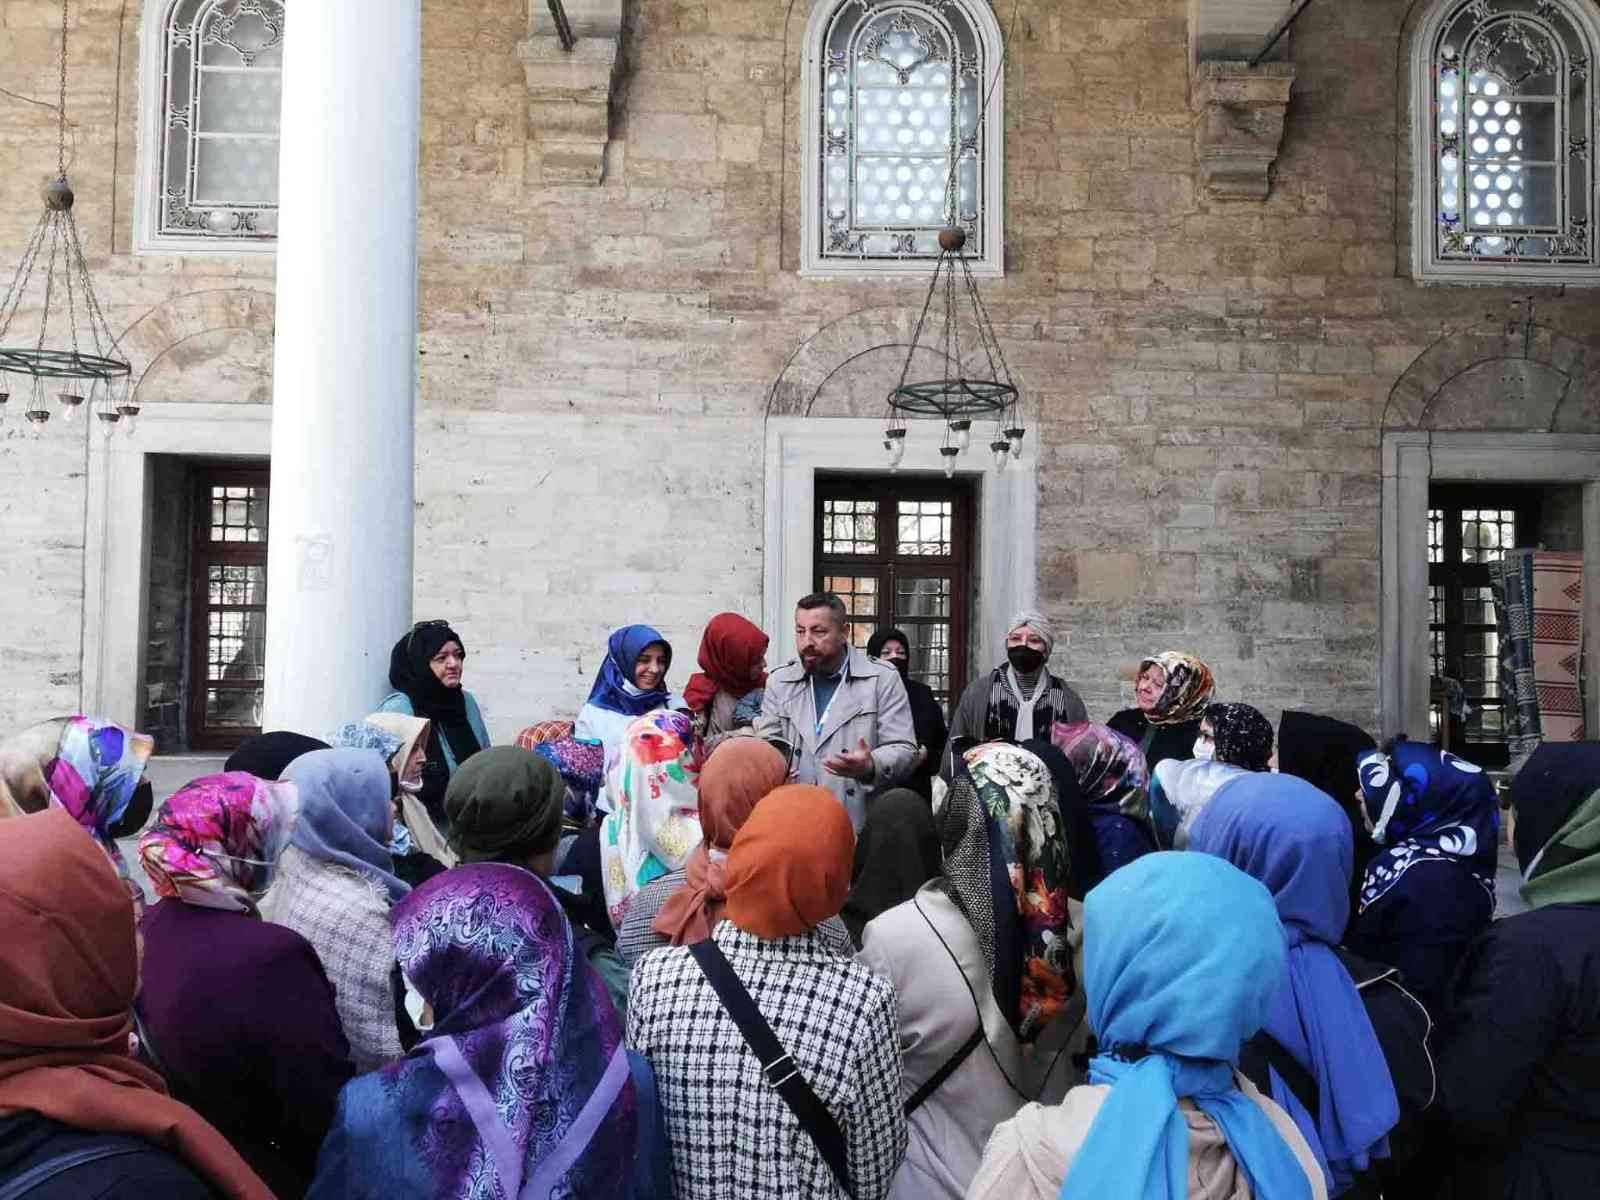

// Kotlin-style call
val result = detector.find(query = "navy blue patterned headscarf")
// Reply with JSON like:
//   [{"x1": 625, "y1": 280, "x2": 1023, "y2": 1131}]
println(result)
[{"x1": 1355, "y1": 738, "x2": 1499, "y2": 911}]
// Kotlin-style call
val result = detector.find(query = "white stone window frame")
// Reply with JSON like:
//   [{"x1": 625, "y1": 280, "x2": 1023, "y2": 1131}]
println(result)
[
  {"x1": 1380, "y1": 431, "x2": 1600, "y2": 741},
  {"x1": 799, "y1": 0, "x2": 1006, "y2": 279},
  {"x1": 762, "y1": 416, "x2": 1035, "y2": 676},
  {"x1": 1410, "y1": 0, "x2": 1600, "y2": 286},
  {"x1": 133, "y1": 0, "x2": 283, "y2": 257}
]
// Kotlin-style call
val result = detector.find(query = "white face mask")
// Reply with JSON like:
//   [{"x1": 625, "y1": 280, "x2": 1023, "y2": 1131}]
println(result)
[
  {"x1": 397, "y1": 777, "x2": 425, "y2": 796},
  {"x1": 1192, "y1": 738, "x2": 1215, "y2": 761},
  {"x1": 402, "y1": 974, "x2": 434, "y2": 1033}
]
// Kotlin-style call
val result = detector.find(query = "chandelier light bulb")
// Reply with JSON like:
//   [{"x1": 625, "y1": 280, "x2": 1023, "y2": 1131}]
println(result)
[
  {"x1": 59, "y1": 391, "x2": 83, "y2": 424},
  {"x1": 1005, "y1": 426, "x2": 1026, "y2": 461},
  {"x1": 97, "y1": 410, "x2": 120, "y2": 436},
  {"x1": 991, "y1": 439, "x2": 1011, "y2": 470},
  {"x1": 940, "y1": 445, "x2": 960, "y2": 479},
  {"x1": 950, "y1": 418, "x2": 972, "y2": 452}
]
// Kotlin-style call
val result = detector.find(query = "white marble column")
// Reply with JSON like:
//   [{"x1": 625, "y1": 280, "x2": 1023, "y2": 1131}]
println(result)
[{"x1": 262, "y1": 0, "x2": 420, "y2": 734}]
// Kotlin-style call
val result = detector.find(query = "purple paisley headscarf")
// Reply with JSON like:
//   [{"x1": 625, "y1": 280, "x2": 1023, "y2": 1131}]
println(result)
[{"x1": 388, "y1": 864, "x2": 637, "y2": 1200}]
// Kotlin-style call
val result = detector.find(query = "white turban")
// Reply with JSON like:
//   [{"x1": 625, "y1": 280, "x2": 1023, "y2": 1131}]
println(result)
[{"x1": 1008, "y1": 609, "x2": 1056, "y2": 657}]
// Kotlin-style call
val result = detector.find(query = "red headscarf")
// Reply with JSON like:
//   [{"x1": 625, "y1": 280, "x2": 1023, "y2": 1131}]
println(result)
[
  {"x1": 682, "y1": 613, "x2": 769, "y2": 714},
  {"x1": 653, "y1": 739, "x2": 789, "y2": 945},
  {"x1": 724, "y1": 786, "x2": 855, "y2": 939},
  {"x1": 0, "y1": 809, "x2": 274, "y2": 1199}
]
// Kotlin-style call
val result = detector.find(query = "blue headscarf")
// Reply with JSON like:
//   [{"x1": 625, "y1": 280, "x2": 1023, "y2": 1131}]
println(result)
[
  {"x1": 1190, "y1": 774, "x2": 1399, "y2": 1195},
  {"x1": 281, "y1": 748, "x2": 411, "y2": 903},
  {"x1": 1355, "y1": 738, "x2": 1499, "y2": 911},
  {"x1": 1061, "y1": 852, "x2": 1313, "y2": 1200},
  {"x1": 584, "y1": 625, "x2": 674, "y2": 717}
]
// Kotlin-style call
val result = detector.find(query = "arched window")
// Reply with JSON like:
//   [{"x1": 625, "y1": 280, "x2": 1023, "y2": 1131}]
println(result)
[
  {"x1": 135, "y1": 0, "x2": 284, "y2": 254},
  {"x1": 800, "y1": 0, "x2": 1004, "y2": 277},
  {"x1": 1413, "y1": 0, "x2": 1600, "y2": 283}
]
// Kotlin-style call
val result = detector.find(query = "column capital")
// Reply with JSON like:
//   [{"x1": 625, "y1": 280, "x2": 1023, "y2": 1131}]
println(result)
[
  {"x1": 520, "y1": 0, "x2": 625, "y2": 185},
  {"x1": 1192, "y1": 60, "x2": 1296, "y2": 202}
]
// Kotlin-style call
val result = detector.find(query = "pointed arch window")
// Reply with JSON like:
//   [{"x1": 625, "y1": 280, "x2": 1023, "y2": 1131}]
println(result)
[
  {"x1": 801, "y1": 0, "x2": 1005, "y2": 277},
  {"x1": 1414, "y1": 0, "x2": 1600, "y2": 283},
  {"x1": 136, "y1": 0, "x2": 284, "y2": 254}
]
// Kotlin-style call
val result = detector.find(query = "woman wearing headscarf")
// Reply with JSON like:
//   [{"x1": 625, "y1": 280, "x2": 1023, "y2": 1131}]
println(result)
[
  {"x1": 0, "y1": 808, "x2": 274, "y2": 1200},
  {"x1": 628, "y1": 785, "x2": 906, "y2": 1200},
  {"x1": 1425, "y1": 742, "x2": 1600, "y2": 1200},
  {"x1": 1051, "y1": 721, "x2": 1158, "y2": 878},
  {"x1": 1149, "y1": 758, "x2": 1250, "y2": 850},
  {"x1": 225, "y1": 730, "x2": 329, "y2": 780},
  {"x1": 0, "y1": 715, "x2": 155, "y2": 900},
  {"x1": 379, "y1": 620, "x2": 490, "y2": 821},
  {"x1": 136, "y1": 773, "x2": 354, "y2": 1197},
  {"x1": 598, "y1": 710, "x2": 703, "y2": 929},
  {"x1": 1196, "y1": 702, "x2": 1274, "y2": 769},
  {"x1": 330, "y1": 718, "x2": 454, "y2": 887},
  {"x1": 967, "y1": 851, "x2": 1326, "y2": 1200},
  {"x1": 683, "y1": 612, "x2": 769, "y2": 749},
  {"x1": 946, "y1": 612, "x2": 1087, "y2": 773},
  {"x1": 444, "y1": 746, "x2": 631, "y2": 1018},
  {"x1": 1189, "y1": 775, "x2": 1407, "y2": 1197},
  {"x1": 857, "y1": 743, "x2": 1089, "y2": 1200},
  {"x1": 866, "y1": 628, "x2": 948, "y2": 801},
  {"x1": 839, "y1": 787, "x2": 942, "y2": 947},
  {"x1": 263, "y1": 747, "x2": 412, "y2": 1071},
  {"x1": 1107, "y1": 650, "x2": 1216, "y2": 771},
  {"x1": 1277, "y1": 711, "x2": 1380, "y2": 925},
  {"x1": 623, "y1": 738, "x2": 851, "y2": 964},
  {"x1": 309, "y1": 864, "x2": 670, "y2": 1200},
  {"x1": 1021, "y1": 738, "x2": 1101, "y2": 900},
  {"x1": 576, "y1": 624, "x2": 679, "y2": 771},
  {"x1": 1349, "y1": 738, "x2": 1499, "y2": 1006}
]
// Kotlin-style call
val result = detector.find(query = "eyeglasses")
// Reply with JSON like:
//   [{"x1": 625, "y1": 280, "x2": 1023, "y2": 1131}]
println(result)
[{"x1": 407, "y1": 618, "x2": 450, "y2": 657}]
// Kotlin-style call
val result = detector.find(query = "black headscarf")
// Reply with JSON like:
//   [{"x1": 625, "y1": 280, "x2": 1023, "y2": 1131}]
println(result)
[
  {"x1": 840, "y1": 788, "x2": 941, "y2": 947},
  {"x1": 1276, "y1": 710, "x2": 1379, "y2": 934},
  {"x1": 1509, "y1": 741, "x2": 1600, "y2": 875},
  {"x1": 1204, "y1": 703, "x2": 1275, "y2": 771},
  {"x1": 866, "y1": 628, "x2": 911, "y2": 675},
  {"x1": 224, "y1": 732, "x2": 329, "y2": 781},
  {"x1": 388, "y1": 623, "x2": 483, "y2": 769},
  {"x1": 1023, "y1": 737, "x2": 1102, "y2": 899}
]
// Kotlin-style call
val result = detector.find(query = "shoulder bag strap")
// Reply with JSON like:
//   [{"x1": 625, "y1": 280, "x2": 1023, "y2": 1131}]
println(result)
[
  {"x1": 688, "y1": 939, "x2": 855, "y2": 1199},
  {"x1": 0, "y1": 1142, "x2": 146, "y2": 1200},
  {"x1": 1239, "y1": 1031, "x2": 1321, "y2": 1126},
  {"x1": 904, "y1": 1027, "x2": 984, "y2": 1117}
]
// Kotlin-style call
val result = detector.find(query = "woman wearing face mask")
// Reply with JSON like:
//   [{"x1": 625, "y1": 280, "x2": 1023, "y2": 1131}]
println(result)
[
  {"x1": 1107, "y1": 650, "x2": 1215, "y2": 772},
  {"x1": 576, "y1": 624, "x2": 680, "y2": 774},
  {"x1": 380, "y1": 621, "x2": 490, "y2": 824},
  {"x1": 867, "y1": 628, "x2": 948, "y2": 801},
  {"x1": 945, "y1": 612, "x2": 1087, "y2": 776},
  {"x1": 137, "y1": 773, "x2": 355, "y2": 1196}
]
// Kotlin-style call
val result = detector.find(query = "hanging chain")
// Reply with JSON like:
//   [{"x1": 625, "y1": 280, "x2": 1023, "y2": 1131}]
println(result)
[{"x1": 56, "y1": 0, "x2": 69, "y2": 179}]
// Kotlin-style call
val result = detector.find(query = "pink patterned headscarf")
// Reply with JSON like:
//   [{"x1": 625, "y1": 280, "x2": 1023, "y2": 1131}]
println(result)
[{"x1": 139, "y1": 772, "x2": 300, "y2": 912}]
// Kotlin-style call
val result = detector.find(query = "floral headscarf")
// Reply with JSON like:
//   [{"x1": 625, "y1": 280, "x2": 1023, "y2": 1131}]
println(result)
[
  {"x1": 389, "y1": 865, "x2": 638, "y2": 1199},
  {"x1": 138, "y1": 772, "x2": 300, "y2": 912},
  {"x1": 1052, "y1": 722, "x2": 1151, "y2": 823},
  {"x1": 1356, "y1": 739, "x2": 1499, "y2": 911},
  {"x1": 533, "y1": 737, "x2": 607, "y2": 827},
  {"x1": 599, "y1": 710, "x2": 703, "y2": 926},
  {"x1": 1203, "y1": 703, "x2": 1275, "y2": 771},
  {"x1": 1139, "y1": 651, "x2": 1215, "y2": 726},
  {"x1": 940, "y1": 743, "x2": 1076, "y2": 1042},
  {"x1": 0, "y1": 716, "x2": 155, "y2": 890}
]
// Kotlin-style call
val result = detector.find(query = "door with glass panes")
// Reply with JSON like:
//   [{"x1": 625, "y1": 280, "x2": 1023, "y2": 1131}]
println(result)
[{"x1": 815, "y1": 476, "x2": 975, "y2": 712}]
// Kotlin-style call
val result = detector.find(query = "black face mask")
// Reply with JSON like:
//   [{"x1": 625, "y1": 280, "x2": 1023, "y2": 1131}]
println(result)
[
  {"x1": 1007, "y1": 645, "x2": 1046, "y2": 675},
  {"x1": 889, "y1": 657, "x2": 910, "y2": 681},
  {"x1": 107, "y1": 780, "x2": 154, "y2": 840}
]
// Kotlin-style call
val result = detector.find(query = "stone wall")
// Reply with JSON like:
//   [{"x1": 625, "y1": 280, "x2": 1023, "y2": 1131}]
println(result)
[{"x1": 2, "y1": 0, "x2": 1599, "y2": 743}]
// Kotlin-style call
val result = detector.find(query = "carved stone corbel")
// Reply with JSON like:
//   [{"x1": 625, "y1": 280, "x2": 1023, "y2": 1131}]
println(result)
[
  {"x1": 1193, "y1": 60, "x2": 1295, "y2": 201},
  {"x1": 519, "y1": 0, "x2": 624, "y2": 185}
]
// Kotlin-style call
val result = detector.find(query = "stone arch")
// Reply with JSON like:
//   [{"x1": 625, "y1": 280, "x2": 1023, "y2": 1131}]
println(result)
[
  {"x1": 114, "y1": 287, "x2": 276, "y2": 404},
  {"x1": 766, "y1": 304, "x2": 979, "y2": 419},
  {"x1": 1382, "y1": 320, "x2": 1600, "y2": 433}
]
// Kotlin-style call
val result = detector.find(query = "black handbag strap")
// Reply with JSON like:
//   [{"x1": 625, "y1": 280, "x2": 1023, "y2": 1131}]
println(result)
[
  {"x1": 0, "y1": 1142, "x2": 145, "y2": 1200},
  {"x1": 689, "y1": 938, "x2": 855, "y2": 1199},
  {"x1": 1240, "y1": 1031, "x2": 1321, "y2": 1125},
  {"x1": 904, "y1": 1027, "x2": 983, "y2": 1117}
]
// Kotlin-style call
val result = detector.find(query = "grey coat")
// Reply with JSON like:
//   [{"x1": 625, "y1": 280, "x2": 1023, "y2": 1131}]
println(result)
[{"x1": 755, "y1": 645, "x2": 917, "y2": 829}]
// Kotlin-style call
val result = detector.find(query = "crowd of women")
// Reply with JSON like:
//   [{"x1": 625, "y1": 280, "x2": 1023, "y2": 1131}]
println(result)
[{"x1": 0, "y1": 608, "x2": 1596, "y2": 1200}]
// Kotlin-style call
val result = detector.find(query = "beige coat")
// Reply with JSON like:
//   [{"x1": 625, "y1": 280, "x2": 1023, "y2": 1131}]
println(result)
[
  {"x1": 858, "y1": 883, "x2": 1091, "y2": 1200},
  {"x1": 755, "y1": 645, "x2": 917, "y2": 829},
  {"x1": 965, "y1": 1077, "x2": 1328, "y2": 1200}
]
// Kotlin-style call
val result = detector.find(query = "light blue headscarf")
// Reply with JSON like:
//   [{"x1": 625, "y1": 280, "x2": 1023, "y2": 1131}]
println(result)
[
  {"x1": 1189, "y1": 774, "x2": 1399, "y2": 1195},
  {"x1": 281, "y1": 748, "x2": 410, "y2": 904},
  {"x1": 1061, "y1": 852, "x2": 1313, "y2": 1200}
]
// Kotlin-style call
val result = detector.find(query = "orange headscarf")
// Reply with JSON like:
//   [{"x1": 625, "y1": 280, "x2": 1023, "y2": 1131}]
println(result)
[
  {"x1": 0, "y1": 808, "x2": 275, "y2": 1200},
  {"x1": 653, "y1": 739, "x2": 789, "y2": 945},
  {"x1": 723, "y1": 785, "x2": 855, "y2": 939}
]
